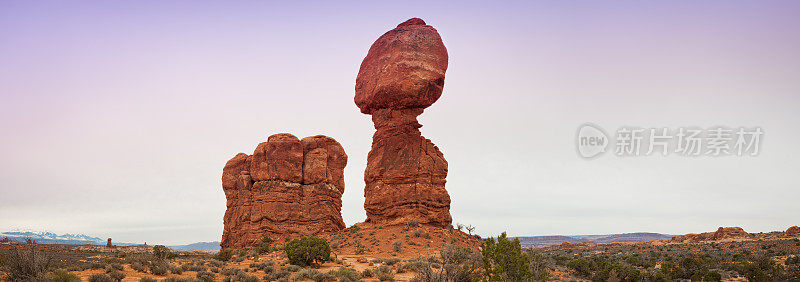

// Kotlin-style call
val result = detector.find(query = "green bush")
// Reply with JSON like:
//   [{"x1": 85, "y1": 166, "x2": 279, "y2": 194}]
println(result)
[
  {"x1": 49, "y1": 269, "x2": 80, "y2": 282},
  {"x1": 703, "y1": 271, "x2": 722, "y2": 281},
  {"x1": 257, "y1": 236, "x2": 274, "y2": 254},
  {"x1": 481, "y1": 232, "x2": 532, "y2": 281},
  {"x1": 152, "y1": 245, "x2": 170, "y2": 260},
  {"x1": 150, "y1": 261, "x2": 168, "y2": 276},
  {"x1": 215, "y1": 249, "x2": 233, "y2": 262},
  {"x1": 284, "y1": 236, "x2": 331, "y2": 267}
]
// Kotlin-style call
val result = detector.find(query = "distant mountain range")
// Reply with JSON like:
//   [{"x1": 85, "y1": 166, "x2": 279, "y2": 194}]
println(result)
[
  {"x1": 1, "y1": 231, "x2": 108, "y2": 245},
  {"x1": 4, "y1": 230, "x2": 669, "y2": 251},
  {"x1": 515, "y1": 232, "x2": 673, "y2": 248},
  {"x1": 0, "y1": 231, "x2": 219, "y2": 251},
  {"x1": 169, "y1": 241, "x2": 220, "y2": 251}
]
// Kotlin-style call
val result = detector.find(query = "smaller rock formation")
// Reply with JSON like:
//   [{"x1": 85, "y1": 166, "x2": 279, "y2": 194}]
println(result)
[
  {"x1": 670, "y1": 227, "x2": 753, "y2": 243},
  {"x1": 1, "y1": 237, "x2": 9, "y2": 243},
  {"x1": 786, "y1": 226, "x2": 800, "y2": 237},
  {"x1": 221, "y1": 133, "x2": 348, "y2": 249}
]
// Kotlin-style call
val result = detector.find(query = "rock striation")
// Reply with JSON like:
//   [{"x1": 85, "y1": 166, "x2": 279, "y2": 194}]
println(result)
[
  {"x1": 670, "y1": 227, "x2": 754, "y2": 243},
  {"x1": 221, "y1": 133, "x2": 347, "y2": 249},
  {"x1": 356, "y1": 18, "x2": 452, "y2": 227}
]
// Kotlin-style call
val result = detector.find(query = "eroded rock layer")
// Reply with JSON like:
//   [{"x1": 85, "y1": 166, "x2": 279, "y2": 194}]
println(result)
[
  {"x1": 221, "y1": 133, "x2": 347, "y2": 249},
  {"x1": 356, "y1": 18, "x2": 452, "y2": 227}
]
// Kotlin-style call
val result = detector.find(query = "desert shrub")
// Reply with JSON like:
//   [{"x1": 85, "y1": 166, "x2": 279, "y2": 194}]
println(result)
[
  {"x1": 383, "y1": 257, "x2": 401, "y2": 266},
  {"x1": 220, "y1": 267, "x2": 238, "y2": 276},
  {"x1": 293, "y1": 268, "x2": 320, "y2": 280},
  {"x1": 412, "y1": 244, "x2": 481, "y2": 282},
  {"x1": 250, "y1": 260, "x2": 274, "y2": 271},
  {"x1": 152, "y1": 245, "x2": 171, "y2": 261},
  {"x1": 362, "y1": 268, "x2": 374, "y2": 277},
  {"x1": 257, "y1": 236, "x2": 275, "y2": 254},
  {"x1": 169, "y1": 264, "x2": 184, "y2": 274},
  {"x1": 107, "y1": 269, "x2": 126, "y2": 281},
  {"x1": 223, "y1": 271, "x2": 259, "y2": 282},
  {"x1": 88, "y1": 273, "x2": 114, "y2": 282},
  {"x1": 89, "y1": 261, "x2": 106, "y2": 269},
  {"x1": 49, "y1": 269, "x2": 80, "y2": 282},
  {"x1": 131, "y1": 261, "x2": 147, "y2": 272},
  {"x1": 375, "y1": 265, "x2": 395, "y2": 281},
  {"x1": 107, "y1": 263, "x2": 124, "y2": 271},
  {"x1": 149, "y1": 261, "x2": 168, "y2": 276},
  {"x1": 393, "y1": 241, "x2": 403, "y2": 253},
  {"x1": 703, "y1": 271, "x2": 722, "y2": 281},
  {"x1": 0, "y1": 246, "x2": 54, "y2": 281},
  {"x1": 328, "y1": 267, "x2": 362, "y2": 281},
  {"x1": 787, "y1": 255, "x2": 800, "y2": 265},
  {"x1": 209, "y1": 259, "x2": 224, "y2": 267},
  {"x1": 281, "y1": 265, "x2": 301, "y2": 272},
  {"x1": 264, "y1": 269, "x2": 292, "y2": 281},
  {"x1": 285, "y1": 236, "x2": 331, "y2": 267},
  {"x1": 215, "y1": 249, "x2": 233, "y2": 262},
  {"x1": 196, "y1": 270, "x2": 215, "y2": 282},
  {"x1": 188, "y1": 264, "x2": 206, "y2": 272},
  {"x1": 413, "y1": 230, "x2": 422, "y2": 237},
  {"x1": 163, "y1": 278, "x2": 195, "y2": 282},
  {"x1": 526, "y1": 250, "x2": 550, "y2": 281},
  {"x1": 407, "y1": 220, "x2": 420, "y2": 227},
  {"x1": 139, "y1": 277, "x2": 157, "y2": 282},
  {"x1": 481, "y1": 232, "x2": 531, "y2": 281}
]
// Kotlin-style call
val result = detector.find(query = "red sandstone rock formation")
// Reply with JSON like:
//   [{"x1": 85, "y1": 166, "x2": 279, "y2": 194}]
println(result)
[
  {"x1": 106, "y1": 238, "x2": 114, "y2": 248},
  {"x1": 670, "y1": 227, "x2": 753, "y2": 243},
  {"x1": 356, "y1": 18, "x2": 452, "y2": 227},
  {"x1": 221, "y1": 133, "x2": 347, "y2": 249},
  {"x1": 786, "y1": 226, "x2": 800, "y2": 237}
]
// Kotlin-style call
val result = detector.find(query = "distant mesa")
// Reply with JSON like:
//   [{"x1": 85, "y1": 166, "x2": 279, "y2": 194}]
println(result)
[
  {"x1": 786, "y1": 226, "x2": 800, "y2": 237},
  {"x1": 670, "y1": 227, "x2": 754, "y2": 243},
  {"x1": 220, "y1": 133, "x2": 347, "y2": 249},
  {"x1": 356, "y1": 17, "x2": 452, "y2": 227}
]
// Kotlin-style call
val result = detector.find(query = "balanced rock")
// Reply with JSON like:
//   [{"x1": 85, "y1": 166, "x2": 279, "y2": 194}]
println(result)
[
  {"x1": 221, "y1": 133, "x2": 347, "y2": 249},
  {"x1": 356, "y1": 18, "x2": 452, "y2": 227}
]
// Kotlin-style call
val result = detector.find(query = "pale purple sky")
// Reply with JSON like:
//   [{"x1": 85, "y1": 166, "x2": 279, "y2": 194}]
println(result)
[{"x1": 1, "y1": 1, "x2": 799, "y2": 244}]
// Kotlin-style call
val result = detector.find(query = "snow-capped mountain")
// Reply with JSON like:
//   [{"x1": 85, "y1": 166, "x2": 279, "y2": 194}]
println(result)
[{"x1": 1, "y1": 230, "x2": 106, "y2": 245}]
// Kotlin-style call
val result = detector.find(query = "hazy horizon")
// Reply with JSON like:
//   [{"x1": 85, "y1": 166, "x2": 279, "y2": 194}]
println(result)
[{"x1": 2, "y1": 1, "x2": 799, "y2": 245}]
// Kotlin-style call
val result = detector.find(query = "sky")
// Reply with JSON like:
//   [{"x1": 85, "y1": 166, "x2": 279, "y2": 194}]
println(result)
[{"x1": 1, "y1": 1, "x2": 799, "y2": 245}]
